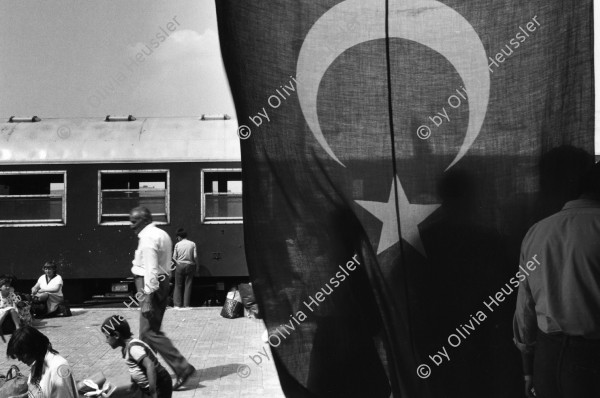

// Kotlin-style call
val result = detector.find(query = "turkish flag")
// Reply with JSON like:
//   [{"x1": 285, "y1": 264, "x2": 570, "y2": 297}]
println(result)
[{"x1": 216, "y1": 1, "x2": 594, "y2": 397}]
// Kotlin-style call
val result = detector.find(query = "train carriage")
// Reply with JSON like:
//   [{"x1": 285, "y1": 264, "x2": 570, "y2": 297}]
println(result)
[{"x1": 0, "y1": 115, "x2": 246, "y2": 305}]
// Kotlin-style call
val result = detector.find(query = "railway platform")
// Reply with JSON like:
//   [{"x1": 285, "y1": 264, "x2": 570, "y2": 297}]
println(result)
[{"x1": 0, "y1": 308, "x2": 284, "y2": 398}]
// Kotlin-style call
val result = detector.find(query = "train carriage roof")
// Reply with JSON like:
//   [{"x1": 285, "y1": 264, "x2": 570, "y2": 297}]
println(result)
[{"x1": 0, "y1": 117, "x2": 240, "y2": 164}]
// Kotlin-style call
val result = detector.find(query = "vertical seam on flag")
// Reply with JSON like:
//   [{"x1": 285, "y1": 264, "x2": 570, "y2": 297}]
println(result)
[{"x1": 384, "y1": 0, "x2": 418, "y2": 368}]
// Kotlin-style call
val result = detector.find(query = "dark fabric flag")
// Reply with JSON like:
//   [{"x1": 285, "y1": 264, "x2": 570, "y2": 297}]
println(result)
[{"x1": 216, "y1": 1, "x2": 594, "y2": 397}]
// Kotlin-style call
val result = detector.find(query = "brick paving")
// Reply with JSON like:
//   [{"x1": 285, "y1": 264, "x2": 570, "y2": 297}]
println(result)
[{"x1": 0, "y1": 308, "x2": 285, "y2": 398}]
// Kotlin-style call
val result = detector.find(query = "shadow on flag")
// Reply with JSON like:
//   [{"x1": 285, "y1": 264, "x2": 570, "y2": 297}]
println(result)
[{"x1": 215, "y1": 0, "x2": 594, "y2": 397}]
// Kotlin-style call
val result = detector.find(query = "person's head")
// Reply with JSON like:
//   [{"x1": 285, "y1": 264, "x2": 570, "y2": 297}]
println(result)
[
  {"x1": 0, "y1": 274, "x2": 16, "y2": 284},
  {"x1": 580, "y1": 161, "x2": 600, "y2": 200},
  {"x1": 0, "y1": 278, "x2": 10, "y2": 296},
  {"x1": 42, "y1": 261, "x2": 57, "y2": 278},
  {"x1": 7, "y1": 326, "x2": 57, "y2": 383},
  {"x1": 101, "y1": 315, "x2": 133, "y2": 349},
  {"x1": 129, "y1": 207, "x2": 152, "y2": 235},
  {"x1": 539, "y1": 146, "x2": 595, "y2": 201},
  {"x1": 176, "y1": 228, "x2": 187, "y2": 241}
]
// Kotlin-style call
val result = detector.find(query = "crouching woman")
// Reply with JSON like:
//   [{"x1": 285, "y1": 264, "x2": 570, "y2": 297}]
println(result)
[{"x1": 31, "y1": 261, "x2": 64, "y2": 316}]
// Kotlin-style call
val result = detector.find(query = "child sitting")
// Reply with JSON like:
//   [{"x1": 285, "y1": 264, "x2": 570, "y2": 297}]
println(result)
[
  {"x1": 101, "y1": 315, "x2": 172, "y2": 398},
  {"x1": 15, "y1": 300, "x2": 33, "y2": 327},
  {"x1": 0, "y1": 278, "x2": 21, "y2": 340}
]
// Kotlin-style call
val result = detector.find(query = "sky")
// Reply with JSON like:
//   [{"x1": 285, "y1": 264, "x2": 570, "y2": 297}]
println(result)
[
  {"x1": 0, "y1": 0, "x2": 235, "y2": 118},
  {"x1": 0, "y1": 1, "x2": 598, "y2": 152}
]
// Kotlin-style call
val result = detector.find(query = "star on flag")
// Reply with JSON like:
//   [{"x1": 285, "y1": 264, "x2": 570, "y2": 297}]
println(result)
[{"x1": 356, "y1": 176, "x2": 440, "y2": 256}]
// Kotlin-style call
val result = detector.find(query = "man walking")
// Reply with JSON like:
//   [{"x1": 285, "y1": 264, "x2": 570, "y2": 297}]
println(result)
[
  {"x1": 129, "y1": 206, "x2": 195, "y2": 390},
  {"x1": 513, "y1": 161, "x2": 600, "y2": 398},
  {"x1": 172, "y1": 228, "x2": 198, "y2": 308}
]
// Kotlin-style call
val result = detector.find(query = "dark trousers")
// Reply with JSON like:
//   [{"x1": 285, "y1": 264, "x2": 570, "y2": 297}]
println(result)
[
  {"x1": 173, "y1": 263, "x2": 194, "y2": 307},
  {"x1": 534, "y1": 329, "x2": 600, "y2": 398},
  {"x1": 138, "y1": 276, "x2": 190, "y2": 377}
]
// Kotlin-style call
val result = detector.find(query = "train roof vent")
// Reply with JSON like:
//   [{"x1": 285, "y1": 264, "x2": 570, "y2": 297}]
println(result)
[
  {"x1": 105, "y1": 115, "x2": 136, "y2": 122},
  {"x1": 8, "y1": 116, "x2": 41, "y2": 123},
  {"x1": 200, "y1": 114, "x2": 231, "y2": 121}
]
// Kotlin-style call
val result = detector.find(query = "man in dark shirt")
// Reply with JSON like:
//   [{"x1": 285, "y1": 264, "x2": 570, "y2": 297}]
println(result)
[{"x1": 513, "y1": 162, "x2": 600, "y2": 398}]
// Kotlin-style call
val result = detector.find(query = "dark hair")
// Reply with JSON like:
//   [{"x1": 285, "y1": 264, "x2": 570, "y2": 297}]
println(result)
[
  {"x1": 581, "y1": 162, "x2": 600, "y2": 197},
  {"x1": 130, "y1": 206, "x2": 153, "y2": 222},
  {"x1": 101, "y1": 315, "x2": 133, "y2": 339},
  {"x1": 7, "y1": 326, "x2": 58, "y2": 384},
  {"x1": 43, "y1": 261, "x2": 57, "y2": 270},
  {"x1": 0, "y1": 274, "x2": 16, "y2": 285},
  {"x1": 176, "y1": 228, "x2": 187, "y2": 239},
  {"x1": 540, "y1": 146, "x2": 595, "y2": 199},
  {"x1": 0, "y1": 278, "x2": 11, "y2": 288}
]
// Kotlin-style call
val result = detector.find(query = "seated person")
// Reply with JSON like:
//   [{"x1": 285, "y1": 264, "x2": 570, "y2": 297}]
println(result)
[
  {"x1": 102, "y1": 315, "x2": 173, "y2": 398},
  {"x1": 0, "y1": 277, "x2": 21, "y2": 337},
  {"x1": 7, "y1": 326, "x2": 78, "y2": 397},
  {"x1": 31, "y1": 261, "x2": 64, "y2": 316}
]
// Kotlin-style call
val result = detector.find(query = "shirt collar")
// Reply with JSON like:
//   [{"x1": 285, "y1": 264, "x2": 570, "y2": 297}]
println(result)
[
  {"x1": 562, "y1": 198, "x2": 600, "y2": 210},
  {"x1": 137, "y1": 222, "x2": 155, "y2": 238}
]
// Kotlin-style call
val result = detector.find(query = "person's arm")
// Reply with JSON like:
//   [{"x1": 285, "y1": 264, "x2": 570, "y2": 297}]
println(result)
[
  {"x1": 31, "y1": 280, "x2": 41, "y2": 294},
  {"x1": 39, "y1": 276, "x2": 63, "y2": 294},
  {"x1": 513, "y1": 274, "x2": 537, "y2": 397},
  {"x1": 141, "y1": 357, "x2": 158, "y2": 398},
  {"x1": 39, "y1": 284, "x2": 62, "y2": 294},
  {"x1": 193, "y1": 243, "x2": 199, "y2": 270},
  {"x1": 50, "y1": 362, "x2": 77, "y2": 398},
  {"x1": 141, "y1": 237, "x2": 160, "y2": 295},
  {"x1": 172, "y1": 243, "x2": 179, "y2": 263}
]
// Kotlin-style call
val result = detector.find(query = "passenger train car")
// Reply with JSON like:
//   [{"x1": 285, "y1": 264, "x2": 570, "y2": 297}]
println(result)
[{"x1": 0, "y1": 115, "x2": 246, "y2": 305}]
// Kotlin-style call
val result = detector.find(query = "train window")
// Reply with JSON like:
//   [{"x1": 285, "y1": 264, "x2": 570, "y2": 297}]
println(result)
[
  {"x1": 98, "y1": 170, "x2": 170, "y2": 225},
  {"x1": 0, "y1": 171, "x2": 66, "y2": 227},
  {"x1": 201, "y1": 169, "x2": 242, "y2": 224}
]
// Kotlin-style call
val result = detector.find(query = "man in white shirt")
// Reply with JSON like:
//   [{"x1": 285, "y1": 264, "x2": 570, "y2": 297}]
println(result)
[{"x1": 129, "y1": 207, "x2": 195, "y2": 390}]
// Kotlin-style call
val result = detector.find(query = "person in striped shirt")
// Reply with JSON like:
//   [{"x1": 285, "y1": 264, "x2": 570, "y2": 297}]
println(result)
[{"x1": 101, "y1": 315, "x2": 172, "y2": 398}]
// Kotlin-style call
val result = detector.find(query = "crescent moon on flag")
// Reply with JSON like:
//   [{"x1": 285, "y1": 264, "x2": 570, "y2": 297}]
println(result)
[{"x1": 297, "y1": 0, "x2": 490, "y2": 169}]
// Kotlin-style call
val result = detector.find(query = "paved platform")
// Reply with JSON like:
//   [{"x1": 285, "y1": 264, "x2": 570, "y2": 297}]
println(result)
[{"x1": 0, "y1": 308, "x2": 285, "y2": 398}]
